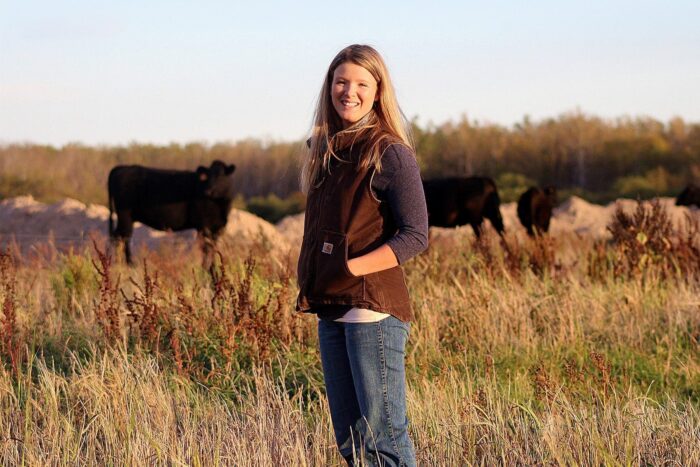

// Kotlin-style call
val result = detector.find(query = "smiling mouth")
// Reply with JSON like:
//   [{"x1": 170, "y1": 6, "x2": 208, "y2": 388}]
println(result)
[{"x1": 340, "y1": 100, "x2": 359, "y2": 108}]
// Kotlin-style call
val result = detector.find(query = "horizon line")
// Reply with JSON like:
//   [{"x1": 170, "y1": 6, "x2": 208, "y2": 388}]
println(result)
[{"x1": 0, "y1": 109, "x2": 697, "y2": 149}]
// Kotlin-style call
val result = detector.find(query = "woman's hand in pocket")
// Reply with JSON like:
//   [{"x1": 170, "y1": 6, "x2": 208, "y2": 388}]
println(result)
[
  {"x1": 346, "y1": 244, "x2": 399, "y2": 277},
  {"x1": 346, "y1": 258, "x2": 360, "y2": 277}
]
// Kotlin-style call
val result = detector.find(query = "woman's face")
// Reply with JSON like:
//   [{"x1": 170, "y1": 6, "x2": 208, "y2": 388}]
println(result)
[{"x1": 331, "y1": 62, "x2": 379, "y2": 129}]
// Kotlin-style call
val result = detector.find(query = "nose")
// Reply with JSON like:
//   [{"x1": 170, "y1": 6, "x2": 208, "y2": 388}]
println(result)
[{"x1": 342, "y1": 83, "x2": 357, "y2": 98}]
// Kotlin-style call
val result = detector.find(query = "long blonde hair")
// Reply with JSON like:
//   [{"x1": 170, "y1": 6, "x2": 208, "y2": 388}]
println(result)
[{"x1": 300, "y1": 44, "x2": 413, "y2": 193}]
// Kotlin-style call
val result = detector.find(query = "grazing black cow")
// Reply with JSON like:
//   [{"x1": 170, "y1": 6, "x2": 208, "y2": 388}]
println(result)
[
  {"x1": 517, "y1": 186, "x2": 557, "y2": 236},
  {"x1": 422, "y1": 177, "x2": 504, "y2": 237},
  {"x1": 676, "y1": 184, "x2": 700, "y2": 208},
  {"x1": 108, "y1": 160, "x2": 236, "y2": 266}
]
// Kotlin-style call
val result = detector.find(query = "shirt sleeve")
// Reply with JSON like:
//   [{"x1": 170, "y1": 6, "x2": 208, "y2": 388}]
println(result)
[{"x1": 371, "y1": 144, "x2": 429, "y2": 264}]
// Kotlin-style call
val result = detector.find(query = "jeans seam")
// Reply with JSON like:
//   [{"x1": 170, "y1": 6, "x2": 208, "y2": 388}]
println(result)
[{"x1": 377, "y1": 321, "x2": 405, "y2": 466}]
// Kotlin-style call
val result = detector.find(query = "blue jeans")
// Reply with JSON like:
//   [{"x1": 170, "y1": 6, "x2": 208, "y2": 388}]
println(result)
[{"x1": 318, "y1": 316, "x2": 416, "y2": 467}]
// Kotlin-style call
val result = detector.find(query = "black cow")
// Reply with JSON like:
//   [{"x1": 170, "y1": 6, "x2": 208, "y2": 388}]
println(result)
[
  {"x1": 108, "y1": 160, "x2": 236, "y2": 266},
  {"x1": 422, "y1": 177, "x2": 504, "y2": 237},
  {"x1": 676, "y1": 184, "x2": 700, "y2": 208},
  {"x1": 517, "y1": 186, "x2": 557, "y2": 236}
]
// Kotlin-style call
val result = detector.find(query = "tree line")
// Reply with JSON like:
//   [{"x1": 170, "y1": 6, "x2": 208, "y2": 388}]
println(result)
[{"x1": 1, "y1": 112, "x2": 698, "y2": 212}]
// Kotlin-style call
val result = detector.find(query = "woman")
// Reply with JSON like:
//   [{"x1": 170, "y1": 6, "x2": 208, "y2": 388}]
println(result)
[{"x1": 297, "y1": 44, "x2": 428, "y2": 466}]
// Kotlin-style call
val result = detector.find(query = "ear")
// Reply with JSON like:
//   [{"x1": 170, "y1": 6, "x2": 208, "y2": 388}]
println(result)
[
  {"x1": 196, "y1": 166, "x2": 208, "y2": 181},
  {"x1": 226, "y1": 164, "x2": 236, "y2": 175}
]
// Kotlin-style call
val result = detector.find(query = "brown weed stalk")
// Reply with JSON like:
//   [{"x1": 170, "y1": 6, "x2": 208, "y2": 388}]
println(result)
[
  {"x1": 91, "y1": 240, "x2": 122, "y2": 345},
  {"x1": 0, "y1": 249, "x2": 21, "y2": 373},
  {"x1": 211, "y1": 251, "x2": 295, "y2": 367},
  {"x1": 123, "y1": 259, "x2": 163, "y2": 349}
]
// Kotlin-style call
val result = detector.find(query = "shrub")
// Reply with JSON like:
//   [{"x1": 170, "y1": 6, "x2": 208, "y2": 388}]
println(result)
[
  {"x1": 601, "y1": 199, "x2": 700, "y2": 279},
  {"x1": 494, "y1": 172, "x2": 536, "y2": 203},
  {"x1": 613, "y1": 166, "x2": 684, "y2": 199},
  {"x1": 246, "y1": 192, "x2": 306, "y2": 223}
]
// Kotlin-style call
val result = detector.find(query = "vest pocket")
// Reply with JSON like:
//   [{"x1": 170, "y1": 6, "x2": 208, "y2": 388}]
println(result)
[{"x1": 311, "y1": 230, "x2": 363, "y2": 299}]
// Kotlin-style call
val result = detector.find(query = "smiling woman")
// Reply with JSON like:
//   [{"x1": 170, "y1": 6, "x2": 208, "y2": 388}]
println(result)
[{"x1": 296, "y1": 44, "x2": 427, "y2": 467}]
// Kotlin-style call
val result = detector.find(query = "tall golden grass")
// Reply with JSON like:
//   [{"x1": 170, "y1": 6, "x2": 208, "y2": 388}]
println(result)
[{"x1": 0, "y1": 201, "x2": 699, "y2": 465}]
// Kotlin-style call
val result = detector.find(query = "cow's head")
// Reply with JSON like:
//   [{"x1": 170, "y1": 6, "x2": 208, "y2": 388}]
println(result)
[
  {"x1": 676, "y1": 184, "x2": 700, "y2": 207},
  {"x1": 543, "y1": 186, "x2": 558, "y2": 205},
  {"x1": 197, "y1": 160, "x2": 236, "y2": 199}
]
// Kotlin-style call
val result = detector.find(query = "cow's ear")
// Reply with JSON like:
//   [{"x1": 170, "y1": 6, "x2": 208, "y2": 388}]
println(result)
[
  {"x1": 226, "y1": 164, "x2": 236, "y2": 175},
  {"x1": 197, "y1": 166, "x2": 208, "y2": 181}
]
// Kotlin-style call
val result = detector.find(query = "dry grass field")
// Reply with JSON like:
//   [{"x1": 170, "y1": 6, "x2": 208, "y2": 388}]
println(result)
[{"x1": 0, "y1": 200, "x2": 699, "y2": 465}]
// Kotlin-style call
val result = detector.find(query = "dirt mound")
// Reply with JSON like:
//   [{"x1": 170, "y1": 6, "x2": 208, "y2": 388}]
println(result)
[
  {"x1": 0, "y1": 196, "x2": 110, "y2": 246},
  {"x1": 503, "y1": 196, "x2": 698, "y2": 239},
  {"x1": 551, "y1": 196, "x2": 698, "y2": 238},
  {"x1": 225, "y1": 209, "x2": 290, "y2": 251},
  {"x1": 276, "y1": 213, "x2": 305, "y2": 246},
  {"x1": 550, "y1": 196, "x2": 610, "y2": 237},
  {"x1": 0, "y1": 196, "x2": 289, "y2": 253},
  {"x1": 2, "y1": 196, "x2": 696, "y2": 257},
  {"x1": 275, "y1": 196, "x2": 700, "y2": 245}
]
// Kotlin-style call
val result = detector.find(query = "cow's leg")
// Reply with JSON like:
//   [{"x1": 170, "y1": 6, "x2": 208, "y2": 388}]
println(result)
[
  {"x1": 537, "y1": 207, "x2": 551, "y2": 234},
  {"x1": 115, "y1": 210, "x2": 134, "y2": 265},
  {"x1": 198, "y1": 229, "x2": 219, "y2": 273},
  {"x1": 470, "y1": 220, "x2": 483, "y2": 238},
  {"x1": 109, "y1": 232, "x2": 121, "y2": 256},
  {"x1": 125, "y1": 239, "x2": 134, "y2": 265}
]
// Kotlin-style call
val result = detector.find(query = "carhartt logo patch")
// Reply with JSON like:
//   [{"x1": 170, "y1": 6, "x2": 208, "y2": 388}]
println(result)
[{"x1": 321, "y1": 242, "x2": 334, "y2": 254}]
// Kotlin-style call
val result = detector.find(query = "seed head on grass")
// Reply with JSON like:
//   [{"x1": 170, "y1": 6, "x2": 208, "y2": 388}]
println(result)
[
  {"x1": 589, "y1": 351, "x2": 612, "y2": 398},
  {"x1": 530, "y1": 363, "x2": 556, "y2": 403}
]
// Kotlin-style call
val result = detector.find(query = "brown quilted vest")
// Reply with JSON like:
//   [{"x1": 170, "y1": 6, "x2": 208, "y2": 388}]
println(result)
[{"x1": 296, "y1": 146, "x2": 413, "y2": 322}]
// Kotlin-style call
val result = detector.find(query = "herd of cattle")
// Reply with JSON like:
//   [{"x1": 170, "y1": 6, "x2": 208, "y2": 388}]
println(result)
[{"x1": 107, "y1": 160, "x2": 700, "y2": 265}]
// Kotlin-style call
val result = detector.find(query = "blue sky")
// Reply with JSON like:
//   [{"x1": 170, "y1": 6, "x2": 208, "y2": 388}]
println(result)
[{"x1": 1, "y1": 0, "x2": 698, "y2": 146}]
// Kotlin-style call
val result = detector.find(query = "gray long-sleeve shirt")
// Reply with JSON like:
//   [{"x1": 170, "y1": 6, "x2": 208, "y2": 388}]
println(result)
[{"x1": 371, "y1": 144, "x2": 428, "y2": 263}]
